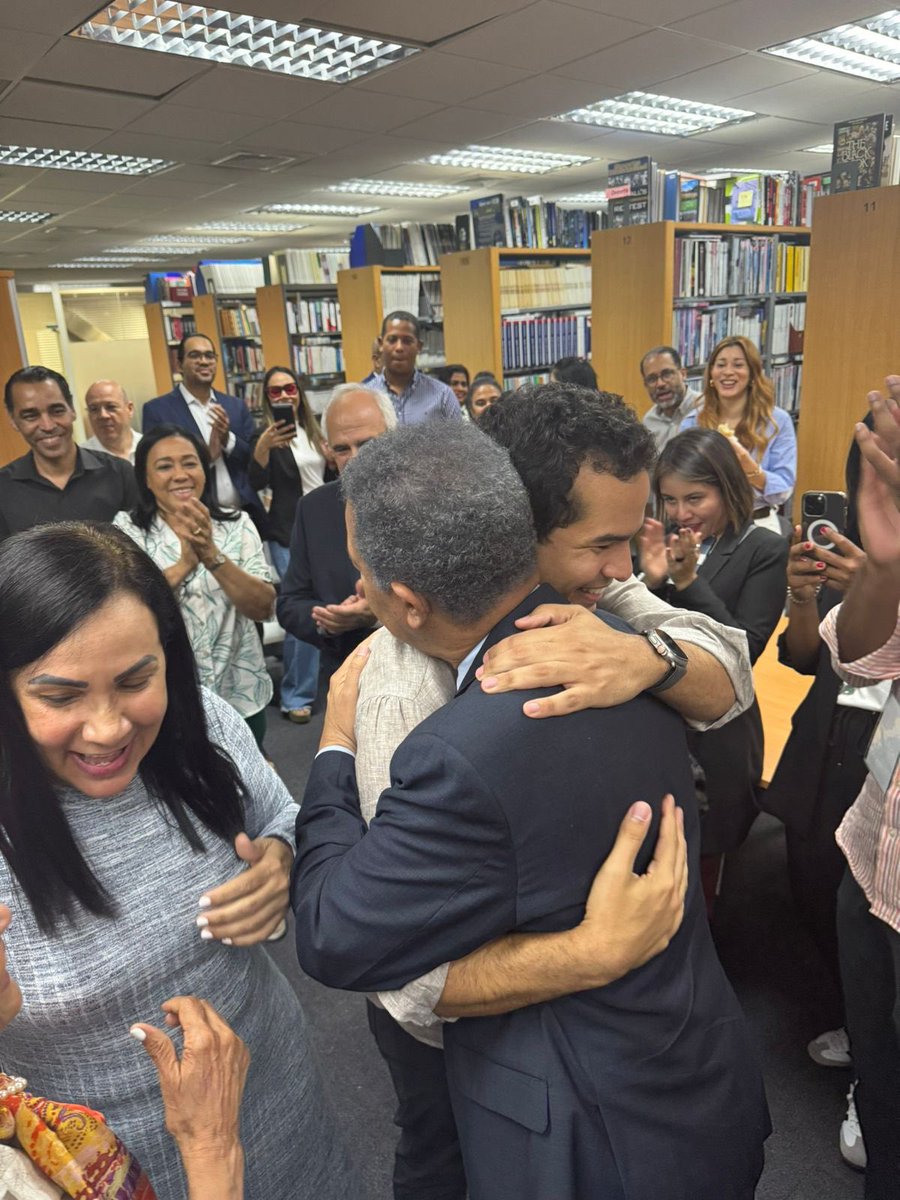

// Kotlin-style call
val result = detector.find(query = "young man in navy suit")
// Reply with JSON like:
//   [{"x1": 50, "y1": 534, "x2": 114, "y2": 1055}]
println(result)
[
  {"x1": 291, "y1": 416, "x2": 770, "y2": 1200},
  {"x1": 142, "y1": 333, "x2": 261, "y2": 525}
]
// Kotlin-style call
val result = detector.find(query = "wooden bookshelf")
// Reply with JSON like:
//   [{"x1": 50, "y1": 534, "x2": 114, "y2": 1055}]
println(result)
[
  {"x1": 440, "y1": 247, "x2": 590, "y2": 385},
  {"x1": 338, "y1": 264, "x2": 442, "y2": 383},
  {"x1": 191, "y1": 293, "x2": 228, "y2": 393},
  {"x1": 0, "y1": 271, "x2": 27, "y2": 467},
  {"x1": 257, "y1": 282, "x2": 344, "y2": 402},
  {"x1": 796, "y1": 186, "x2": 900, "y2": 513},
  {"x1": 144, "y1": 300, "x2": 195, "y2": 393},
  {"x1": 193, "y1": 292, "x2": 264, "y2": 405},
  {"x1": 591, "y1": 222, "x2": 810, "y2": 416}
]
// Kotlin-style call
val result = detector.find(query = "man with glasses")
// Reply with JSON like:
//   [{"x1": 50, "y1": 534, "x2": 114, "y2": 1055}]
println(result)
[
  {"x1": 142, "y1": 334, "x2": 262, "y2": 524},
  {"x1": 640, "y1": 346, "x2": 701, "y2": 452}
]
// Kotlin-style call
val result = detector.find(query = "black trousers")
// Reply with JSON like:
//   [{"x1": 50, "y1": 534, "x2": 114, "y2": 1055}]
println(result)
[
  {"x1": 837, "y1": 870, "x2": 900, "y2": 1199},
  {"x1": 366, "y1": 1001, "x2": 467, "y2": 1200}
]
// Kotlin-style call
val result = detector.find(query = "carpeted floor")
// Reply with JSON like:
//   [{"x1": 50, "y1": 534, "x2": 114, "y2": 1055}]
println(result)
[{"x1": 264, "y1": 694, "x2": 864, "y2": 1200}]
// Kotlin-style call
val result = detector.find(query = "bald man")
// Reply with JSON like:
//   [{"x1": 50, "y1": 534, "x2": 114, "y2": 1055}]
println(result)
[{"x1": 83, "y1": 379, "x2": 142, "y2": 463}]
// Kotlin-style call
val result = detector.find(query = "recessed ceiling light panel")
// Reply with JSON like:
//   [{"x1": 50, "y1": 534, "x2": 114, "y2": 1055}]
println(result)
[
  {"x1": 554, "y1": 191, "x2": 607, "y2": 205},
  {"x1": 556, "y1": 91, "x2": 756, "y2": 137},
  {"x1": 420, "y1": 146, "x2": 593, "y2": 174},
  {"x1": 0, "y1": 145, "x2": 172, "y2": 175},
  {"x1": 0, "y1": 209, "x2": 55, "y2": 224},
  {"x1": 802, "y1": 144, "x2": 835, "y2": 154},
  {"x1": 328, "y1": 179, "x2": 466, "y2": 198},
  {"x1": 249, "y1": 202, "x2": 379, "y2": 216},
  {"x1": 72, "y1": 1, "x2": 419, "y2": 84},
  {"x1": 763, "y1": 10, "x2": 900, "y2": 82},
  {"x1": 138, "y1": 234, "x2": 253, "y2": 246},
  {"x1": 188, "y1": 220, "x2": 309, "y2": 232}
]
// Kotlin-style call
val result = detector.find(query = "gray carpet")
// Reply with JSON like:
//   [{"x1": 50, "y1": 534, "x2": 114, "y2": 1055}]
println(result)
[{"x1": 265, "y1": 696, "x2": 864, "y2": 1200}]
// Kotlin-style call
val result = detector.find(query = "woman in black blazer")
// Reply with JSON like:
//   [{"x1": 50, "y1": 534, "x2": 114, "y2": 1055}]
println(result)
[
  {"x1": 638, "y1": 427, "x2": 789, "y2": 909},
  {"x1": 249, "y1": 365, "x2": 332, "y2": 723}
]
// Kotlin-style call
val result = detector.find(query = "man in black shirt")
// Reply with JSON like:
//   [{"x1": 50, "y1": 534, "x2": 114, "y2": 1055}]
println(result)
[{"x1": 0, "y1": 366, "x2": 138, "y2": 542}]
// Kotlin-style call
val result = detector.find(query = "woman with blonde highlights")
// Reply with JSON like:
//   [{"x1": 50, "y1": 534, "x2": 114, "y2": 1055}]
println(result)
[{"x1": 680, "y1": 335, "x2": 797, "y2": 514}]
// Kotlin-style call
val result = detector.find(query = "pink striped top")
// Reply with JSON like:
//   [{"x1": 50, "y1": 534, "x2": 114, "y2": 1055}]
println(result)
[{"x1": 820, "y1": 605, "x2": 900, "y2": 934}]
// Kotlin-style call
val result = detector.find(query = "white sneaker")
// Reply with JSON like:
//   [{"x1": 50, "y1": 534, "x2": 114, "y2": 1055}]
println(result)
[
  {"x1": 808, "y1": 1026, "x2": 852, "y2": 1067},
  {"x1": 840, "y1": 1081, "x2": 867, "y2": 1171}
]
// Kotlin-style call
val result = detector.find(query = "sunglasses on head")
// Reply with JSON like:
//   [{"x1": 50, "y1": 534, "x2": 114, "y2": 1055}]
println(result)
[{"x1": 267, "y1": 382, "x2": 298, "y2": 398}]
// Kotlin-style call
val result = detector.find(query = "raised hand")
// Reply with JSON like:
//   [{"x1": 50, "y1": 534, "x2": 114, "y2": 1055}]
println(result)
[
  {"x1": 637, "y1": 518, "x2": 669, "y2": 590},
  {"x1": 665, "y1": 527, "x2": 700, "y2": 590}
]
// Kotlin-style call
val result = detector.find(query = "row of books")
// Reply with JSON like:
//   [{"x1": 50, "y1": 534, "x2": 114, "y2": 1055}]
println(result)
[
  {"x1": 831, "y1": 112, "x2": 899, "y2": 193},
  {"x1": 163, "y1": 312, "x2": 196, "y2": 342},
  {"x1": 772, "y1": 362, "x2": 803, "y2": 416},
  {"x1": 292, "y1": 342, "x2": 345, "y2": 378},
  {"x1": 502, "y1": 313, "x2": 591, "y2": 372},
  {"x1": 499, "y1": 263, "x2": 591, "y2": 311},
  {"x1": 381, "y1": 273, "x2": 443, "y2": 321},
  {"x1": 234, "y1": 379, "x2": 264, "y2": 409},
  {"x1": 275, "y1": 248, "x2": 348, "y2": 285},
  {"x1": 505, "y1": 197, "x2": 605, "y2": 250},
  {"x1": 353, "y1": 223, "x2": 457, "y2": 267},
  {"x1": 219, "y1": 304, "x2": 260, "y2": 338},
  {"x1": 146, "y1": 272, "x2": 196, "y2": 302},
  {"x1": 417, "y1": 328, "x2": 445, "y2": 369},
  {"x1": 775, "y1": 242, "x2": 810, "y2": 293},
  {"x1": 608, "y1": 157, "x2": 666, "y2": 228},
  {"x1": 198, "y1": 260, "x2": 265, "y2": 294},
  {"x1": 672, "y1": 303, "x2": 765, "y2": 370},
  {"x1": 674, "y1": 236, "x2": 807, "y2": 300},
  {"x1": 223, "y1": 341, "x2": 264, "y2": 375},
  {"x1": 502, "y1": 371, "x2": 551, "y2": 391},
  {"x1": 286, "y1": 297, "x2": 341, "y2": 335},
  {"x1": 771, "y1": 301, "x2": 806, "y2": 357}
]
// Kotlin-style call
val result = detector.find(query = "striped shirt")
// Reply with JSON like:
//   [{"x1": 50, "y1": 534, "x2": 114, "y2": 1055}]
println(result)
[
  {"x1": 371, "y1": 369, "x2": 462, "y2": 425},
  {"x1": 820, "y1": 604, "x2": 900, "y2": 933}
]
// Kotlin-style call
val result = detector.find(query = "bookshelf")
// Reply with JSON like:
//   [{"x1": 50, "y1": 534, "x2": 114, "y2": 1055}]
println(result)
[
  {"x1": 337, "y1": 265, "x2": 444, "y2": 383},
  {"x1": 144, "y1": 300, "x2": 196, "y2": 393},
  {"x1": 0, "y1": 270, "x2": 27, "y2": 468},
  {"x1": 440, "y1": 247, "x2": 591, "y2": 388},
  {"x1": 257, "y1": 282, "x2": 344, "y2": 412},
  {"x1": 591, "y1": 222, "x2": 810, "y2": 418},
  {"x1": 193, "y1": 292, "x2": 264, "y2": 409},
  {"x1": 795, "y1": 186, "x2": 900, "y2": 514}
]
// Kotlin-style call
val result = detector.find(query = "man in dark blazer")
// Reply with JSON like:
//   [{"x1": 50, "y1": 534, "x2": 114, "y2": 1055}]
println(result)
[
  {"x1": 292, "y1": 422, "x2": 770, "y2": 1200},
  {"x1": 142, "y1": 333, "x2": 261, "y2": 522},
  {"x1": 276, "y1": 383, "x2": 396, "y2": 680}
]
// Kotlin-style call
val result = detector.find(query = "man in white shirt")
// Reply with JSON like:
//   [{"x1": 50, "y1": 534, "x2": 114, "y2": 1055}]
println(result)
[
  {"x1": 640, "y1": 346, "x2": 701, "y2": 452},
  {"x1": 82, "y1": 379, "x2": 142, "y2": 464}
]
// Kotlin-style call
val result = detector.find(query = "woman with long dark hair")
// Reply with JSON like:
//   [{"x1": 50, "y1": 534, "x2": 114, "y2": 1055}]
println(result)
[
  {"x1": 638, "y1": 426, "x2": 788, "y2": 908},
  {"x1": 249, "y1": 365, "x2": 330, "y2": 724},
  {"x1": 114, "y1": 423, "x2": 275, "y2": 748},
  {"x1": 0, "y1": 522, "x2": 359, "y2": 1199}
]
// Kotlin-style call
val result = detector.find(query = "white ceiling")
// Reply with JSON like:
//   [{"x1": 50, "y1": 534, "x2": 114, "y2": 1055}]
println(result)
[{"x1": 0, "y1": 0, "x2": 896, "y2": 282}]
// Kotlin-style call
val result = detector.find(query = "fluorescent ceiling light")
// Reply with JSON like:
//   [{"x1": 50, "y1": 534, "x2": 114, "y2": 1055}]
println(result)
[
  {"x1": 420, "y1": 146, "x2": 593, "y2": 174},
  {"x1": 187, "y1": 220, "x2": 309, "y2": 233},
  {"x1": 138, "y1": 235, "x2": 253, "y2": 246},
  {"x1": 71, "y1": 1, "x2": 419, "y2": 84},
  {"x1": 0, "y1": 145, "x2": 173, "y2": 175},
  {"x1": 763, "y1": 11, "x2": 900, "y2": 82},
  {"x1": 50, "y1": 262, "x2": 146, "y2": 269},
  {"x1": 554, "y1": 191, "x2": 607, "y2": 205},
  {"x1": 328, "y1": 179, "x2": 466, "y2": 198},
  {"x1": 556, "y1": 91, "x2": 756, "y2": 136},
  {"x1": 0, "y1": 209, "x2": 55, "y2": 224},
  {"x1": 113, "y1": 245, "x2": 206, "y2": 255},
  {"x1": 803, "y1": 144, "x2": 835, "y2": 154},
  {"x1": 249, "y1": 202, "x2": 379, "y2": 216}
]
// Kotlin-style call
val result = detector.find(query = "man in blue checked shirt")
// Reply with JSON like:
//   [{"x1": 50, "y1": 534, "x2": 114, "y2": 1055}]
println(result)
[{"x1": 372, "y1": 311, "x2": 462, "y2": 425}]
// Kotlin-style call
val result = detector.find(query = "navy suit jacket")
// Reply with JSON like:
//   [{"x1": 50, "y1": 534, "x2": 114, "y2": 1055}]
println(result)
[
  {"x1": 275, "y1": 479, "x2": 370, "y2": 668},
  {"x1": 292, "y1": 585, "x2": 770, "y2": 1200},
  {"x1": 141, "y1": 387, "x2": 260, "y2": 515}
]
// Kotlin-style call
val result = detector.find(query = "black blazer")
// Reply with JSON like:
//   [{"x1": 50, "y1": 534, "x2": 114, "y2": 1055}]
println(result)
[
  {"x1": 292, "y1": 585, "x2": 769, "y2": 1199},
  {"x1": 247, "y1": 435, "x2": 334, "y2": 546},
  {"x1": 656, "y1": 522, "x2": 789, "y2": 664},
  {"x1": 275, "y1": 480, "x2": 369, "y2": 665}
]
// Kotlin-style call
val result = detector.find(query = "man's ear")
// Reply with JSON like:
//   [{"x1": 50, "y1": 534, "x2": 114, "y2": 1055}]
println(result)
[{"x1": 390, "y1": 581, "x2": 430, "y2": 629}]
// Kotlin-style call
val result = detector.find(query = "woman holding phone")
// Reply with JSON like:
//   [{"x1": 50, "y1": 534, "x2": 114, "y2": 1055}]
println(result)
[{"x1": 250, "y1": 366, "x2": 331, "y2": 724}]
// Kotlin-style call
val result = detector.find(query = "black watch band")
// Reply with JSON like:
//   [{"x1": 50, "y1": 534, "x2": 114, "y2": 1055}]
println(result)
[{"x1": 642, "y1": 629, "x2": 688, "y2": 694}]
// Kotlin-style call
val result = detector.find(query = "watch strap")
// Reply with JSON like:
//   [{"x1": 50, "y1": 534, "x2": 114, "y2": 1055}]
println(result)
[{"x1": 643, "y1": 629, "x2": 688, "y2": 695}]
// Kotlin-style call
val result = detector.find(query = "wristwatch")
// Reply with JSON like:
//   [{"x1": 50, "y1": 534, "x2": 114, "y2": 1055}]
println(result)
[
  {"x1": 642, "y1": 629, "x2": 688, "y2": 694},
  {"x1": 205, "y1": 551, "x2": 227, "y2": 573}
]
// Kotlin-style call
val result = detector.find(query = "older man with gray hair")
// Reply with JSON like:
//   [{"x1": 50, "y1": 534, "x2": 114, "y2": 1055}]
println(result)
[
  {"x1": 82, "y1": 379, "x2": 142, "y2": 463},
  {"x1": 276, "y1": 382, "x2": 396, "y2": 683}
]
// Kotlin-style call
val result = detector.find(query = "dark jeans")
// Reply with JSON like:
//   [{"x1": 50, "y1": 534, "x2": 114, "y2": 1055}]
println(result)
[
  {"x1": 366, "y1": 1000, "x2": 467, "y2": 1200},
  {"x1": 837, "y1": 870, "x2": 900, "y2": 1199}
]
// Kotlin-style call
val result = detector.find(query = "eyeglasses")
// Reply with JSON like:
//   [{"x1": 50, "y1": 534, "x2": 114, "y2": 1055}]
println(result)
[
  {"x1": 267, "y1": 382, "x2": 299, "y2": 398},
  {"x1": 185, "y1": 350, "x2": 218, "y2": 362},
  {"x1": 643, "y1": 368, "x2": 679, "y2": 387}
]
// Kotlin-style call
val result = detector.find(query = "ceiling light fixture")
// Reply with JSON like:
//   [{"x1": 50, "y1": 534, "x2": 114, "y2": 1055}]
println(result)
[
  {"x1": 249, "y1": 202, "x2": 379, "y2": 216},
  {"x1": 802, "y1": 144, "x2": 835, "y2": 154},
  {"x1": 50, "y1": 262, "x2": 147, "y2": 269},
  {"x1": 0, "y1": 209, "x2": 55, "y2": 224},
  {"x1": 0, "y1": 145, "x2": 173, "y2": 175},
  {"x1": 420, "y1": 146, "x2": 593, "y2": 175},
  {"x1": 187, "y1": 220, "x2": 309, "y2": 233},
  {"x1": 554, "y1": 191, "x2": 608, "y2": 205},
  {"x1": 71, "y1": 1, "x2": 419, "y2": 84},
  {"x1": 113, "y1": 245, "x2": 210, "y2": 255},
  {"x1": 328, "y1": 179, "x2": 467, "y2": 198},
  {"x1": 555, "y1": 91, "x2": 756, "y2": 136},
  {"x1": 138, "y1": 234, "x2": 253, "y2": 246},
  {"x1": 763, "y1": 11, "x2": 900, "y2": 82}
]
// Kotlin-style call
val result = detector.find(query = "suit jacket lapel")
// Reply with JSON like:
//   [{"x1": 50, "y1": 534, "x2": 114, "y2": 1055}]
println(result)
[
  {"x1": 456, "y1": 583, "x2": 560, "y2": 696},
  {"x1": 171, "y1": 388, "x2": 205, "y2": 443},
  {"x1": 700, "y1": 522, "x2": 754, "y2": 586}
]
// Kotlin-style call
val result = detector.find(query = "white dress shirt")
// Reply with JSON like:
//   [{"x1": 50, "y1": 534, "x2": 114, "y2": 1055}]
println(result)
[{"x1": 179, "y1": 383, "x2": 240, "y2": 509}]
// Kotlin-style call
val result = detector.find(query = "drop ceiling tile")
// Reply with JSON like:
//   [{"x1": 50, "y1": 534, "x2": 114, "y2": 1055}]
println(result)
[
  {"x1": 119, "y1": 175, "x2": 237, "y2": 200},
  {"x1": 735, "y1": 74, "x2": 895, "y2": 125},
  {"x1": 238, "y1": 122, "x2": 363, "y2": 156},
  {"x1": 123, "y1": 104, "x2": 270, "y2": 144},
  {"x1": 0, "y1": 116, "x2": 107, "y2": 150},
  {"x1": 298, "y1": 0, "x2": 531, "y2": 43},
  {"x1": 560, "y1": 0, "x2": 730, "y2": 20},
  {"x1": 0, "y1": 29, "x2": 57, "y2": 81},
  {"x1": 703, "y1": 114, "x2": 828, "y2": 150},
  {"x1": 670, "y1": 1, "x2": 883, "y2": 52},
  {"x1": 0, "y1": 80, "x2": 154, "y2": 130},
  {"x1": 170, "y1": 65, "x2": 336, "y2": 119},
  {"x1": 441, "y1": 3, "x2": 647, "y2": 72},
  {"x1": 388, "y1": 105, "x2": 530, "y2": 141},
  {"x1": 91, "y1": 130, "x2": 225, "y2": 165},
  {"x1": 662, "y1": 53, "x2": 817, "y2": 104},
  {"x1": 478, "y1": 120, "x2": 611, "y2": 151},
  {"x1": 29, "y1": 38, "x2": 209, "y2": 97},
  {"x1": 466, "y1": 74, "x2": 614, "y2": 119},
  {"x1": 0, "y1": 2, "x2": 102, "y2": 34},
  {"x1": 358, "y1": 51, "x2": 532, "y2": 105},
  {"x1": 557, "y1": 29, "x2": 742, "y2": 88},
  {"x1": 294, "y1": 88, "x2": 442, "y2": 133}
]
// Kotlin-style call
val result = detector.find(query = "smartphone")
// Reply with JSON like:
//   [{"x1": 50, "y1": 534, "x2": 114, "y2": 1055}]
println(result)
[
  {"x1": 801, "y1": 491, "x2": 847, "y2": 551},
  {"x1": 270, "y1": 402, "x2": 296, "y2": 433}
]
